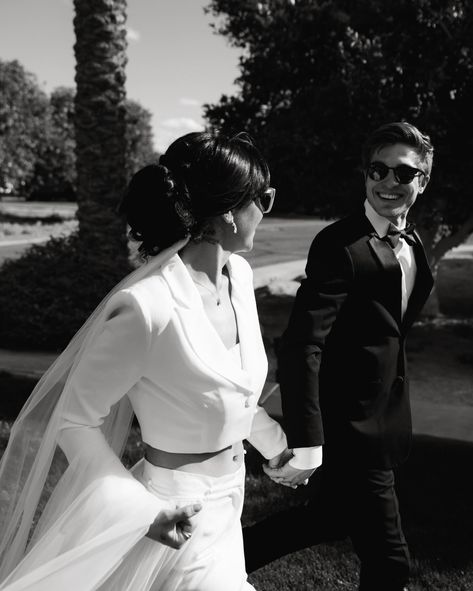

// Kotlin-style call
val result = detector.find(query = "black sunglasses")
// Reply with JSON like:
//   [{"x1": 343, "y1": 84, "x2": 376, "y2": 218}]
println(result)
[
  {"x1": 254, "y1": 187, "x2": 276, "y2": 214},
  {"x1": 367, "y1": 161, "x2": 425, "y2": 185}
]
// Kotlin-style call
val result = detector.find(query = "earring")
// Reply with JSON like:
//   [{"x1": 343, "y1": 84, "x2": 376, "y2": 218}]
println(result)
[{"x1": 224, "y1": 212, "x2": 238, "y2": 234}]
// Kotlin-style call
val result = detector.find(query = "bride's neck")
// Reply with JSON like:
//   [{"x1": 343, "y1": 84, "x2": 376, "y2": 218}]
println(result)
[{"x1": 180, "y1": 239, "x2": 230, "y2": 285}]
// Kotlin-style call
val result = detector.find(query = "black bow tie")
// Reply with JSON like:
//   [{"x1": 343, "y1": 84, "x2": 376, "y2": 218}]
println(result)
[{"x1": 381, "y1": 222, "x2": 416, "y2": 249}]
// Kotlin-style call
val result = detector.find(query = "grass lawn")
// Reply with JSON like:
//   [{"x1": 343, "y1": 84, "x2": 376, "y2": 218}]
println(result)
[{"x1": 0, "y1": 210, "x2": 77, "y2": 242}]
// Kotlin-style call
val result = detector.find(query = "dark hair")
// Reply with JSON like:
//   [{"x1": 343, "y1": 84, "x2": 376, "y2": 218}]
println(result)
[
  {"x1": 119, "y1": 131, "x2": 270, "y2": 257},
  {"x1": 361, "y1": 121, "x2": 434, "y2": 174}
]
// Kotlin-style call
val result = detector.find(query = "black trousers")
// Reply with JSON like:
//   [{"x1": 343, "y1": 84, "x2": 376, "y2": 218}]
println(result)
[{"x1": 243, "y1": 461, "x2": 410, "y2": 591}]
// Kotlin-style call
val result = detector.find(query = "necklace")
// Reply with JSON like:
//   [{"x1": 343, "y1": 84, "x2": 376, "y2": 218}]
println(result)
[{"x1": 191, "y1": 277, "x2": 222, "y2": 306}]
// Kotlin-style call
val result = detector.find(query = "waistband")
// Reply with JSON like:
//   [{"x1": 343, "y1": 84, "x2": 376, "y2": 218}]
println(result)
[{"x1": 142, "y1": 459, "x2": 245, "y2": 500}]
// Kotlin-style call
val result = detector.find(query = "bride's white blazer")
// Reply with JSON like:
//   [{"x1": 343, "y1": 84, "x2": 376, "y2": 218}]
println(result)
[{"x1": 62, "y1": 252, "x2": 286, "y2": 458}]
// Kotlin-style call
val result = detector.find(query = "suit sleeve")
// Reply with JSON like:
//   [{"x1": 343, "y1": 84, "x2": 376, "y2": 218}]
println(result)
[{"x1": 278, "y1": 233, "x2": 354, "y2": 448}]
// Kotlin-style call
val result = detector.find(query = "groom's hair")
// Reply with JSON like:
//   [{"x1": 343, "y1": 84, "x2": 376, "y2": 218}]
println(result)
[{"x1": 362, "y1": 121, "x2": 434, "y2": 175}]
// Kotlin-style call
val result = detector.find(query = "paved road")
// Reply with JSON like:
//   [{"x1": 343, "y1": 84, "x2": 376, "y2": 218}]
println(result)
[{"x1": 244, "y1": 217, "x2": 328, "y2": 268}]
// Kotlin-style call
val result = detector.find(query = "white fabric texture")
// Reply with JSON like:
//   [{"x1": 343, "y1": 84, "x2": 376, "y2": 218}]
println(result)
[{"x1": 0, "y1": 241, "x2": 286, "y2": 590}]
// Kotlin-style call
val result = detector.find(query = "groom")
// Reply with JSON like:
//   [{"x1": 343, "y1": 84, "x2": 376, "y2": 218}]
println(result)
[{"x1": 244, "y1": 122, "x2": 434, "y2": 590}]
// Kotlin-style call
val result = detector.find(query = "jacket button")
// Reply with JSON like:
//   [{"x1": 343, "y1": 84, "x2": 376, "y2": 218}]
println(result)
[{"x1": 245, "y1": 400, "x2": 250, "y2": 408}]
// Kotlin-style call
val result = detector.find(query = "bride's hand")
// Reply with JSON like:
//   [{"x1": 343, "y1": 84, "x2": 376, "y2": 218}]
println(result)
[{"x1": 146, "y1": 503, "x2": 202, "y2": 549}]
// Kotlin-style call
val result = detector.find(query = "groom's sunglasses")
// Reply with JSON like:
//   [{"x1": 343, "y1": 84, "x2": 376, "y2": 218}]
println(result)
[
  {"x1": 254, "y1": 187, "x2": 276, "y2": 214},
  {"x1": 367, "y1": 162, "x2": 425, "y2": 185}
]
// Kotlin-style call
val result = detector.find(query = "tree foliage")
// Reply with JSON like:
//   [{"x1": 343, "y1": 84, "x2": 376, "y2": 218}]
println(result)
[
  {"x1": 205, "y1": 0, "x2": 473, "y2": 263},
  {"x1": 125, "y1": 99, "x2": 157, "y2": 178},
  {"x1": 25, "y1": 87, "x2": 77, "y2": 200},
  {"x1": 0, "y1": 60, "x2": 49, "y2": 194},
  {"x1": 0, "y1": 60, "x2": 156, "y2": 201}
]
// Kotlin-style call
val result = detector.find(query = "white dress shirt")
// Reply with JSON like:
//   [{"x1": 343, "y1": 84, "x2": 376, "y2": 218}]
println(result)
[{"x1": 289, "y1": 201, "x2": 417, "y2": 470}]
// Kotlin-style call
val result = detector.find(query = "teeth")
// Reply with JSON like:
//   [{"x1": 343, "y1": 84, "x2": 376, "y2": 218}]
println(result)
[{"x1": 378, "y1": 193, "x2": 400, "y2": 200}]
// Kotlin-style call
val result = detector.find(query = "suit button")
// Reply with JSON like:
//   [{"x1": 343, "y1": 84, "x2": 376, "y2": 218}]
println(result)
[{"x1": 397, "y1": 376, "x2": 404, "y2": 384}]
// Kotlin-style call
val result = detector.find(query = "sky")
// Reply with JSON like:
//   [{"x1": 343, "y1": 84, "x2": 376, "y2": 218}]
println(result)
[{"x1": 0, "y1": 0, "x2": 242, "y2": 152}]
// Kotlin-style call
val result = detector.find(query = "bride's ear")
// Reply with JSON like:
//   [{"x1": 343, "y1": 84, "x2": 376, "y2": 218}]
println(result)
[{"x1": 222, "y1": 211, "x2": 237, "y2": 234}]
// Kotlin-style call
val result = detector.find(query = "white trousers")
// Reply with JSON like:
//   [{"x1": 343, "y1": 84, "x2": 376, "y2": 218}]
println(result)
[{"x1": 139, "y1": 460, "x2": 255, "y2": 591}]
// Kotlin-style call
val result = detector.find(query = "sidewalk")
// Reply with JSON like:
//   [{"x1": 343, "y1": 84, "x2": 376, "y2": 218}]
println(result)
[{"x1": 0, "y1": 261, "x2": 472, "y2": 445}]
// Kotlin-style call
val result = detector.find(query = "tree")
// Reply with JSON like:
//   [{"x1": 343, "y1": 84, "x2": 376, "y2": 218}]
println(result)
[
  {"x1": 0, "y1": 1, "x2": 159, "y2": 349},
  {"x1": 24, "y1": 89, "x2": 157, "y2": 201},
  {"x1": 25, "y1": 87, "x2": 77, "y2": 200},
  {"x1": 125, "y1": 99, "x2": 158, "y2": 178},
  {"x1": 204, "y1": 0, "x2": 473, "y2": 275},
  {"x1": 0, "y1": 60, "x2": 49, "y2": 194},
  {"x1": 73, "y1": 0, "x2": 129, "y2": 264}
]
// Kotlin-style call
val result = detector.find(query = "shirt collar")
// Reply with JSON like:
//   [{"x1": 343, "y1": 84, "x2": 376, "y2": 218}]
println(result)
[{"x1": 364, "y1": 199, "x2": 406, "y2": 237}]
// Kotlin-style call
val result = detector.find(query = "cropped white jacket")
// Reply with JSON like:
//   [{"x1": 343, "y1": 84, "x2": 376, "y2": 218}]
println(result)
[{"x1": 61, "y1": 253, "x2": 286, "y2": 459}]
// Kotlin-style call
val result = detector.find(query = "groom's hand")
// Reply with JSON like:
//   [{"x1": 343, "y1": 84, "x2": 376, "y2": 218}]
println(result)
[{"x1": 263, "y1": 459, "x2": 316, "y2": 489}]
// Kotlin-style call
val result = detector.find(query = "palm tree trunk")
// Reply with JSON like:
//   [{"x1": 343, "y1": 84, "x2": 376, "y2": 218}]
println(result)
[{"x1": 73, "y1": 0, "x2": 129, "y2": 266}]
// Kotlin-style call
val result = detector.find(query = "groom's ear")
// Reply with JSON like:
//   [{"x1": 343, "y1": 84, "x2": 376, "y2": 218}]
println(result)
[{"x1": 418, "y1": 174, "x2": 430, "y2": 194}]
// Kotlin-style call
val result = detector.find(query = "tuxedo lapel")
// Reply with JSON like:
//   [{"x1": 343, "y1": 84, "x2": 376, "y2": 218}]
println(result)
[
  {"x1": 367, "y1": 234, "x2": 403, "y2": 327},
  {"x1": 402, "y1": 231, "x2": 434, "y2": 331}
]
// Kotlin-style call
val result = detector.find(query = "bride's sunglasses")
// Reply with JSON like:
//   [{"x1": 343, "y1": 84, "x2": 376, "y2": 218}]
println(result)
[
  {"x1": 367, "y1": 161, "x2": 425, "y2": 185},
  {"x1": 254, "y1": 187, "x2": 276, "y2": 214}
]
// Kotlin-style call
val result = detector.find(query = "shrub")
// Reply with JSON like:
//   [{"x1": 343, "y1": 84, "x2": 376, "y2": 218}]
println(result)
[{"x1": 0, "y1": 233, "x2": 132, "y2": 350}]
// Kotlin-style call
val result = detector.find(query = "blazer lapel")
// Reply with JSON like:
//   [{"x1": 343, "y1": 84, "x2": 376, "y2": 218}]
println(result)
[
  {"x1": 226, "y1": 256, "x2": 268, "y2": 394},
  {"x1": 160, "y1": 255, "x2": 257, "y2": 393}
]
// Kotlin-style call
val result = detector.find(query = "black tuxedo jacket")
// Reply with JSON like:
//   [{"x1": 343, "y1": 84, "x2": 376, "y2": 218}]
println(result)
[{"x1": 278, "y1": 210, "x2": 434, "y2": 468}]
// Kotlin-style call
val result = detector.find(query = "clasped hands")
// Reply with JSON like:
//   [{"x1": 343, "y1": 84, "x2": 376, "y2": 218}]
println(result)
[{"x1": 264, "y1": 448, "x2": 316, "y2": 489}]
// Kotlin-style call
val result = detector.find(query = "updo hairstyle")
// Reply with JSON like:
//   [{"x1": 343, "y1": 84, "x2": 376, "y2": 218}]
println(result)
[{"x1": 119, "y1": 131, "x2": 270, "y2": 257}]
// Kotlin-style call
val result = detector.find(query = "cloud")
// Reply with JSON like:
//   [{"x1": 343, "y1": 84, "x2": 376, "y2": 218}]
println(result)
[
  {"x1": 155, "y1": 117, "x2": 204, "y2": 153},
  {"x1": 179, "y1": 97, "x2": 201, "y2": 107},
  {"x1": 126, "y1": 27, "x2": 141, "y2": 43},
  {"x1": 161, "y1": 117, "x2": 203, "y2": 130}
]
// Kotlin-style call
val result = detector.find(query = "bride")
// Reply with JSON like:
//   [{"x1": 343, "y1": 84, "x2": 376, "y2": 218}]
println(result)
[{"x1": 0, "y1": 131, "x2": 287, "y2": 590}]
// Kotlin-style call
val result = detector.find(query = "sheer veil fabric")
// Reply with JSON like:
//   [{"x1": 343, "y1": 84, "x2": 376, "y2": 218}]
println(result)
[{"x1": 0, "y1": 239, "x2": 190, "y2": 589}]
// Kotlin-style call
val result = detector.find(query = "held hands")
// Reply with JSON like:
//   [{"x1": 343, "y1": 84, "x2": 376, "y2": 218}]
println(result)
[
  {"x1": 146, "y1": 503, "x2": 202, "y2": 549},
  {"x1": 264, "y1": 449, "x2": 316, "y2": 489}
]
